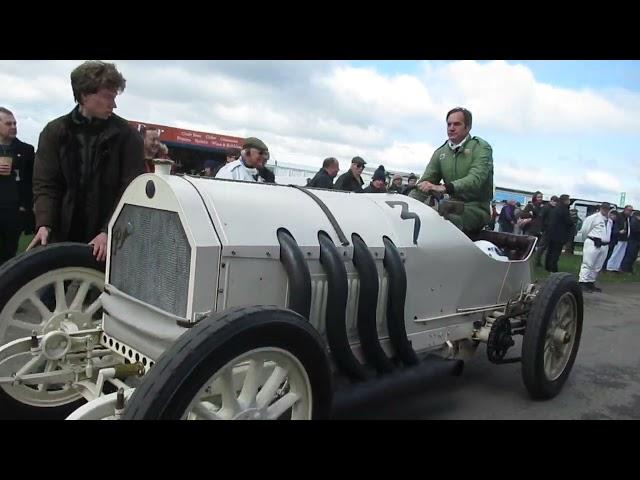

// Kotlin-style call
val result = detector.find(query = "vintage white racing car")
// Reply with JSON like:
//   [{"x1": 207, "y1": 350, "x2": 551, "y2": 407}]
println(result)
[{"x1": 0, "y1": 163, "x2": 583, "y2": 420}]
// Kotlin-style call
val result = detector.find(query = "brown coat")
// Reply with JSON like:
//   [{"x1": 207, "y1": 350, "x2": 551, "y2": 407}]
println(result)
[{"x1": 33, "y1": 110, "x2": 144, "y2": 242}]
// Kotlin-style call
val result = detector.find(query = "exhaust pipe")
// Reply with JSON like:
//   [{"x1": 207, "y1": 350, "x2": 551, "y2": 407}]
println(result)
[{"x1": 331, "y1": 355, "x2": 464, "y2": 416}]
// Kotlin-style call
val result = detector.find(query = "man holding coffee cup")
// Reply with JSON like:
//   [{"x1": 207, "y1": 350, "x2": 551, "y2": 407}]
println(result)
[{"x1": 0, "y1": 107, "x2": 35, "y2": 266}]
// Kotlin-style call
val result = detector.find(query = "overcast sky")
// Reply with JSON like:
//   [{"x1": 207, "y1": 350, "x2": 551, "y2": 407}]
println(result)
[{"x1": 2, "y1": 60, "x2": 638, "y2": 206}]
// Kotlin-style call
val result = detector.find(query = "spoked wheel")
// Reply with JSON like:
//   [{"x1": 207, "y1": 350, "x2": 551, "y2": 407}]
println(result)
[
  {"x1": 124, "y1": 306, "x2": 333, "y2": 420},
  {"x1": 0, "y1": 243, "x2": 105, "y2": 419},
  {"x1": 184, "y1": 347, "x2": 312, "y2": 420},
  {"x1": 522, "y1": 273, "x2": 583, "y2": 400}
]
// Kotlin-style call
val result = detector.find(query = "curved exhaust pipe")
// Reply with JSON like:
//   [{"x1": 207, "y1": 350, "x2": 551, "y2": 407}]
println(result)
[
  {"x1": 351, "y1": 234, "x2": 395, "y2": 374},
  {"x1": 318, "y1": 231, "x2": 370, "y2": 382},
  {"x1": 277, "y1": 229, "x2": 311, "y2": 319},
  {"x1": 383, "y1": 236, "x2": 419, "y2": 366}
]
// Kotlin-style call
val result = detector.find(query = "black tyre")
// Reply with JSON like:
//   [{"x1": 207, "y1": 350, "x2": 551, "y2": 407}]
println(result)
[
  {"x1": 0, "y1": 243, "x2": 105, "y2": 419},
  {"x1": 522, "y1": 273, "x2": 583, "y2": 400},
  {"x1": 124, "y1": 306, "x2": 333, "y2": 420}
]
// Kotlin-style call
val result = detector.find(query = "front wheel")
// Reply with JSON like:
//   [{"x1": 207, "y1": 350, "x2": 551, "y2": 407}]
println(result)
[
  {"x1": 521, "y1": 273, "x2": 583, "y2": 400},
  {"x1": 0, "y1": 243, "x2": 105, "y2": 419},
  {"x1": 123, "y1": 306, "x2": 333, "y2": 420}
]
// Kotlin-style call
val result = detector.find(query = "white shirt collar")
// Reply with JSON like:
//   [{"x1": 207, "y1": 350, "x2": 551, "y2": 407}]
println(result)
[{"x1": 448, "y1": 134, "x2": 470, "y2": 151}]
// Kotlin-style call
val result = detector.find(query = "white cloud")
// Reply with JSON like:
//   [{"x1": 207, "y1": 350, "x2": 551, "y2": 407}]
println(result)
[
  {"x1": 1, "y1": 60, "x2": 639, "y2": 204},
  {"x1": 496, "y1": 162, "x2": 632, "y2": 205},
  {"x1": 419, "y1": 60, "x2": 640, "y2": 134},
  {"x1": 320, "y1": 66, "x2": 437, "y2": 120}
]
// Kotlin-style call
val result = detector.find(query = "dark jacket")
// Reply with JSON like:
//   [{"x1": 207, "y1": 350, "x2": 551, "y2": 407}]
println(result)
[
  {"x1": 0, "y1": 138, "x2": 35, "y2": 209},
  {"x1": 257, "y1": 165, "x2": 275, "y2": 183},
  {"x1": 629, "y1": 215, "x2": 640, "y2": 242},
  {"x1": 521, "y1": 200, "x2": 543, "y2": 236},
  {"x1": 547, "y1": 204, "x2": 574, "y2": 243},
  {"x1": 363, "y1": 182, "x2": 387, "y2": 193},
  {"x1": 388, "y1": 183, "x2": 403, "y2": 193},
  {"x1": 498, "y1": 204, "x2": 515, "y2": 231},
  {"x1": 33, "y1": 108, "x2": 144, "y2": 243},
  {"x1": 334, "y1": 170, "x2": 364, "y2": 193},
  {"x1": 0, "y1": 138, "x2": 35, "y2": 233},
  {"x1": 540, "y1": 203, "x2": 555, "y2": 233},
  {"x1": 307, "y1": 168, "x2": 335, "y2": 189},
  {"x1": 401, "y1": 184, "x2": 417, "y2": 196},
  {"x1": 612, "y1": 215, "x2": 631, "y2": 242}
]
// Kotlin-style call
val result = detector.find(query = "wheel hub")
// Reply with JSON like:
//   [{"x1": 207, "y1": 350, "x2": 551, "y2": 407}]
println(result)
[
  {"x1": 486, "y1": 317, "x2": 516, "y2": 363},
  {"x1": 42, "y1": 311, "x2": 93, "y2": 334},
  {"x1": 41, "y1": 330, "x2": 72, "y2": 360},
  {"x1": 552, "y1": 328, "x2": 570, "y2": 346}
]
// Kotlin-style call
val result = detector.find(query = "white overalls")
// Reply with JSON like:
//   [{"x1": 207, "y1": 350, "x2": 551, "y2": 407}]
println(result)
[{"x1": 578, "y1": 212, "x2": 612, "y2": 283}]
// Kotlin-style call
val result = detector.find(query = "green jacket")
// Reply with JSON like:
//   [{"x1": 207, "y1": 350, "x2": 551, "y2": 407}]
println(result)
[{"x1": 409, "y1": 136, "x2": 494, "y2": 215}]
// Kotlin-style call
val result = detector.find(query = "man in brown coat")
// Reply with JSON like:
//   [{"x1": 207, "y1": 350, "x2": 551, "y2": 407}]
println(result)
[{"x1": 28, "y1": 61, "x2": 144, "y2": 262}]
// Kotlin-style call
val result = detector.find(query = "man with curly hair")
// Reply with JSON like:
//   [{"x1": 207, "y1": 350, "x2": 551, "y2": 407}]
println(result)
[{"x1": 28, "y1": 61, "x2": 144, "y2": 262}]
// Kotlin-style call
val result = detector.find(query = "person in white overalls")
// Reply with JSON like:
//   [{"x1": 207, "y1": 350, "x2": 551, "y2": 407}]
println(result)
[
  {"x1": 606, "y1": 205, "x2": 634, "y2": 273},
  {"x1": 578, "y1": 202, "x2": 612, "y2": 292}
]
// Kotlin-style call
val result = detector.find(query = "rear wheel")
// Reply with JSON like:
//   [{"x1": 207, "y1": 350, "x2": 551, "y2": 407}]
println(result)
[{"x1": 521, "y1": 273, "x2": 583, "y2": 400}]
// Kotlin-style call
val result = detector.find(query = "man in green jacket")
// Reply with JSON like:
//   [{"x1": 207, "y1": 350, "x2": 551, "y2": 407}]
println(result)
[{"x1": 410, "y1": 107, "x2": 494, "y2": 234}]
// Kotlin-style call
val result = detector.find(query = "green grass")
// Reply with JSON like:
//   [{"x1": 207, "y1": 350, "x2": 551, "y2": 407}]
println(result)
[
  {"x1": 18, "y1": 233, "x2": 34, "y2": 254},
  {"x1": 533, "y1": 252, "x2": 640, "y2": 284}
]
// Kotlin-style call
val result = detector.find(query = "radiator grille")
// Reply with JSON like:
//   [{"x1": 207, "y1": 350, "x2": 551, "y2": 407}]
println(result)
[{"x1": 109, "y1": 204, "x2": 191, "y2": 317}]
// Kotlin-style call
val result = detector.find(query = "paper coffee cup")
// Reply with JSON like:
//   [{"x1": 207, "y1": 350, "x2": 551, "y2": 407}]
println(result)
[{"x1": 0, "y1": 156, "x2": 12, "y2": 176}]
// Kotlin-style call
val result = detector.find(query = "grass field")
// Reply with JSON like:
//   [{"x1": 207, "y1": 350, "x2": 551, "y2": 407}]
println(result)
[
  {"x1": 532, "y1": 252, "x2": 640, "y2": 284},
  {"x1": 17, "y1": 233, "x2": 33, "y2": 254},
  {"x1": 16, "y1": 234, "x2": 640, "y2": 284}
]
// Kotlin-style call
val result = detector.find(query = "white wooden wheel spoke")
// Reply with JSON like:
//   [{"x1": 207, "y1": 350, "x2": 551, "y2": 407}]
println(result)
[
  {"x1": 560, "y1": 313, "x2": 574, "y2": 331},
  {"x1": 0, "y1": 267, "x2": 105, "y2": 409},
  {"x1": 15, "y1": 354, "x2": 46, "y2": 378},
  {"x1": 69, "y1": 281, "x2": 92, "y2": 311},
  {"x1": 266, "y1": 392, "x2": 300, "y2": 419},
  {"x1": 192, "y1": 401, "x2": 224, "y2": 420},
  {"x1": 256, "y1": 366, "x2": 288, "y2": 409},
  {"x1": 218, "y1": 369, "x2": 241, "y2": 415},
  {"x1": 54, "y1": 281, "x2": 67, "y2": 312},
  {"x1": 544, "y1": 293, "x2": 578, "y2": 381},
  {"x1": 28, "y1": 295, "x2": 52, "y2": 320},
  {"x1": 238, "y1": 359, "x2": 263, "y2": 408},
  {"x1": 37, "y1": 360, "x2": 59, "y2": 392},
  {"x1": 9, "y1": 318, "x2": 41, "y2": 334},
  {"x1": 185, "y1": 348, "x2": 312, "y2": 420},
  {"x1": 84, "y1": 298, "x2": 102, "y2": 317},
  {"x1": 544, "y1": 348, "x2": 553, "y2": 371}
]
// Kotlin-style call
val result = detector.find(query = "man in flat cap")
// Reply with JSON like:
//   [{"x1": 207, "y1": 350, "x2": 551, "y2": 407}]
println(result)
[
  {"x1": 334, "y1": 156, "x2": 366, "y2": 192},
  {"x1": 216, "y1": 137, "x2": 271, "y2": 182},
  {"x1": 578, "y1": 202, "x2": 613, "y2": 292}
]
